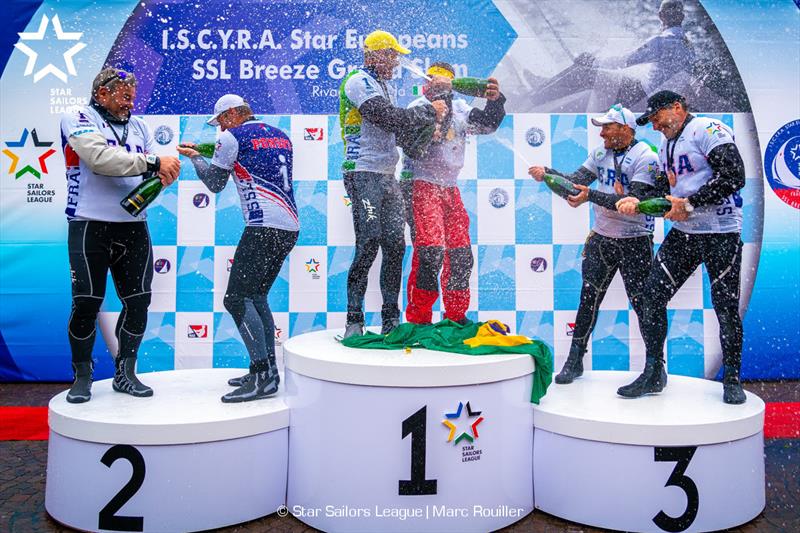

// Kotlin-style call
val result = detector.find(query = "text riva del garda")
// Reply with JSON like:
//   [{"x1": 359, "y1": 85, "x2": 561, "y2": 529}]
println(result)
[{"x1": 161, "y1": 28, "x2": 469, "y2": 82}]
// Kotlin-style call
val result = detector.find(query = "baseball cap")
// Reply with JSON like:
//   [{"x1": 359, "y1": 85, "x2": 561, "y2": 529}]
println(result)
[
  {"x1": 207, "y1": 94, "x2": 247, "y2": 126},
  {"x1": 636, "y1": 90, "x2": 686, "y2": 126},
  {"x1": 363, "y1": 30, "x2": 411, "y2": 55},
  {"x1": 591, "y1": 104, "x2": 637, "y2": 129},
  {"x1": 427, "y1": 62, "x2": 455, "y2": 80}
]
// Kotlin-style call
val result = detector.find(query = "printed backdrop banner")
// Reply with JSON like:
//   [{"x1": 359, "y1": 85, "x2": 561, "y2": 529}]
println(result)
[{"x1": 1, "y1": 0, "x2": 798, "y2": 381}]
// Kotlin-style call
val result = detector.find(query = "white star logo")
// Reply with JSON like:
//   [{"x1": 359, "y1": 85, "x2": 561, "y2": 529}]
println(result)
[
  {"x1": 14, "y1": 14, "x2": 86, "y2": 83},
  {"x1": 789, "y1": 143, "x2": 800, "y2": 162}
]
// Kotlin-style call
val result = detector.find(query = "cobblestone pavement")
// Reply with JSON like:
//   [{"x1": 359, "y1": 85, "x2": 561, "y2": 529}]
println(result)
[{"x1": 1, "y1": 381, "x2": 798, "y2": 532}]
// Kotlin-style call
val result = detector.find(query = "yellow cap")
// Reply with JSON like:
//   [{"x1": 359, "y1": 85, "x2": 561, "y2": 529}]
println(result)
[
  {"x1": 426, "y1": 65, "x2": 455, "y2": 80},
  {"x1": 363, "y1": 30, "x2": 410, "y2": 55}
]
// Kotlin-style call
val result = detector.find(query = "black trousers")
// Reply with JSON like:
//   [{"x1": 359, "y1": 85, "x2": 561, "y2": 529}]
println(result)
[
  {"x1": 343, "y1": 171, "x2": 406, "y2": 324},
  {"x1": 67, "y1": 220, "x2": 153, "y2": 364},
  {"x1": 640, "y1": 229, "x2": 743, "y2": 367},
  {"x1": 223, "y1": 226, "x2": 298, "y2": 371},
  {"x1": 571, "y1": 232, "x2": 653, "y2": 353}
]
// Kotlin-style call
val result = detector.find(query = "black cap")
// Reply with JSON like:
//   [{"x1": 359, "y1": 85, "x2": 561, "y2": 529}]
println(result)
[{"x1": 636, "y1": 90, "x2": 686, "y2": 126}]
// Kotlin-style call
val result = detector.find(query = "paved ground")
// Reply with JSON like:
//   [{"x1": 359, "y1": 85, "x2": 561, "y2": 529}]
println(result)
[{"x1": 1, "y1": 381, "x2": 798, "y2": 532}]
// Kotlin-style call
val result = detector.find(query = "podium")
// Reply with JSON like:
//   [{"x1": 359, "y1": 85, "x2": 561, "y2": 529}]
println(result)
[
  {"x1": 283, "y1": 329, "x2": 537, "y2": 532},
  {"x1": 43, "y1": 336, "x2": 767, "y2": 532},
  {"x1": 532, "y1": 371, "x2": 765, "y2": 532},
  {"x1": 46, "y1": 369, "x2": 289, "y2": 532}
]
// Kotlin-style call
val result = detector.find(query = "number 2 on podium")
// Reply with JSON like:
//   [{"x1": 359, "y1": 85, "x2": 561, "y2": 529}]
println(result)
[{"x1": 98, "y1": 444, "x2": 146, "y2": 532}]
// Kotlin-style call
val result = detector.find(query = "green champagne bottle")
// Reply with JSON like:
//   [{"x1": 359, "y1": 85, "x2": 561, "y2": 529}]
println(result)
[
  {"x1": 121, "y1": 173, "x2": 163, "y2": 217},
  {"x1": 181, "y1": 142, "x2": 215, "y2": 158},
  {"x1": 399, "y1": 123, "x2": 436, "y2": 160},
  {"x1": 636, "y1": 197, "x2": 673, "y2": 217},
  {"x1": 451, "y1": 77, "x2": 489, "y2": 97},
  {"x1": 543, "y1": 173, "x2": 579, "y2": 199}
]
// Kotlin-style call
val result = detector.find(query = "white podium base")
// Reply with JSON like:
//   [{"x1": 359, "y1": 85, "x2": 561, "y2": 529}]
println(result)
[
  {"x1": 532, "y1": 371, "x2": 766, "y2": 532},
  {"x1": 284, "y1": 329, "x2": 536, "y2": 532},
  {"x1": 46, "y1": 369, "x2": 289, "y2": 533}
]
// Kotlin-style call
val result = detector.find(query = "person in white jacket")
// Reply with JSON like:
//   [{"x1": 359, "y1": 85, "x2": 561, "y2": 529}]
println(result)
[{"x1": 60, "y1": 67, "x2": 180, "y2": 403}]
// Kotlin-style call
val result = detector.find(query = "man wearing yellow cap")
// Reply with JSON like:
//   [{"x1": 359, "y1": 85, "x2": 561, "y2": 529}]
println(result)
[
  {"x1": 339, "y1": 30, "x2": 449, "y2": 339},
  {"x1": 401, "y1": 62, "x2": 505, "y2": 326}
]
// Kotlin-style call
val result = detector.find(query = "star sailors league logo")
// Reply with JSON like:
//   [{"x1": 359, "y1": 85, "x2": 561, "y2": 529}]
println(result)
[
  {"x1": 14, "y1": 14, "x2": 86, "y2": 83},
  {"x1": 3, "y1": 128, "x2": 55, "y2": 180},
  {"x1": 442, "y1": 401, "x2": 486, "y2": 463}
]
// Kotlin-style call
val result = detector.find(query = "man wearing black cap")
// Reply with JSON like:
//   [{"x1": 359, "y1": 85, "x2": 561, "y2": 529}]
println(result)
[{"x1": 616, "y1": 90, "x2": 747, "y2": 404}]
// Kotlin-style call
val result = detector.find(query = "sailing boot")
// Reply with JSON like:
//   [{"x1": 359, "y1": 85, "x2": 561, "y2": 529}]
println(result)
[
  {"x1": 230, "y1": 353, "x2": 280, "y2": 388},
  {"x1": 555, "y1": 345, "x2": 585, "y2": 385},
  {"x1": 112, "y1": 356, "x2": 154, "y2": 397},
  {"x1": 343, "y1": 321, "x2": 364, "y2": 339},
  {"x1": 381, "y1": 317, "x2": 400, "y2": 335},
  {"x1": 722, "y1": 364, "x2": 746, "y2": 405},
  {"x1": 221, "y1": 360, "x2": 278, "y2": 403},
  {"x1": 227, "y1": 373, "x2": 250, "y2": 387},
  {"x1": 66, "y1": 362, "x2": 94, "y2": 404},
  {"x1": 617, "y1": 356, "x2": 668, "y2": 398}
]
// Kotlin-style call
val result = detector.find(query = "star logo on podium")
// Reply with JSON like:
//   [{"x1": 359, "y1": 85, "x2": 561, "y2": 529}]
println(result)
[
  {"x1": 2, "y1": 128, "x2": 56, "y2": 180},
  {"x1": 442, "y1": 401, "x2": 484, "y2": 445},
  {"x1": 14, "y1": 14, "x2": 86, "y2": 83}
]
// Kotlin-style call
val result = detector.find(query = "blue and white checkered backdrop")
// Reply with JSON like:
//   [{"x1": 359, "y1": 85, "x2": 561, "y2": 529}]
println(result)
[{"x1": 97, "y1": 111, "x2": 761, "y2": 379}]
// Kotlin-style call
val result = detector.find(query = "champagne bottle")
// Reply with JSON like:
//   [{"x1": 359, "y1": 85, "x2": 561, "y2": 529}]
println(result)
[
  {"x1": 180, "y1": 142, "x2": 215, "y2": 158},
  {"x1": 399, "y1": 123, "x2": 436, "y2": 160},
  {"x1": 451, "y1": 77, "x2": 489, "y2": 97},
  {"x1": 543, "y1": 173, "x2": 579, "y2": 199},
  {"x1": 120, "y1": 173, "x2": 163, "y2": 217},
  {"x1": 636, "y1": 197, "x2": 673, "y2": 217}
]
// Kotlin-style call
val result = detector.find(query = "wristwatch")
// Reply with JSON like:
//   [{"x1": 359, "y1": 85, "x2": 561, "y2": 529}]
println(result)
[{"x1": 145, "y1": 154, "x2": 160, "y2": 172}]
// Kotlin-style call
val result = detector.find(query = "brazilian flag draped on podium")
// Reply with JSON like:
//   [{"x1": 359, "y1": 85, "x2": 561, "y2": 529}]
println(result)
[{"x1": 342, "y1": 320, "x2": 553, "y2": 403}]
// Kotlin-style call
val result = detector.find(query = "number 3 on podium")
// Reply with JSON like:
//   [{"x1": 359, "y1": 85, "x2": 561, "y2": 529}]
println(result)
[{"x1": 653, "y1": 446, "x2": 699, "y2": 532}]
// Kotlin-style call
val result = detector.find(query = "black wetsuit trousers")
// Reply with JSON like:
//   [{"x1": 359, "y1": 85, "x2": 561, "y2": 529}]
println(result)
[
  {"x1": 640, "y1": 229, "x2": 743, "y2": 367},
  {"x1": 223, "y1": 226, "x2": 298, "y2": 373},
  {"x1": 67, "y1": 220, "x2": 153, "y2": 364},
  {"x1": 343, "y1": 171, "x2": 406, "y2": 324},
  {"x1": 571, "y1": 232, "x2": 653, "y2": 354}
]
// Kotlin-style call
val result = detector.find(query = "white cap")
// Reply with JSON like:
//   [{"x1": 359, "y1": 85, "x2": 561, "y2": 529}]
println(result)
[
  {"x1": 591, "y1": 104, "x2": 637, "y2": 130},
  {"x1": 207, "y1": 94, "x2": 247, "y2": 126}
]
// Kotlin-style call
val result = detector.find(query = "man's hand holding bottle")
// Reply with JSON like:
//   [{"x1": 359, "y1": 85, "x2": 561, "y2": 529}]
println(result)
[
  {"x1": 484, "y1": 77, "x2": 501, "y2": 101},
  {"x1": 157, "y1": 155, "x2": 181, "y2": 186}
]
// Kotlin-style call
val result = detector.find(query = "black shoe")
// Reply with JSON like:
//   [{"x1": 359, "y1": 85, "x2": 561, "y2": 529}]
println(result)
[
  {"x1": 555, "y1": 349, "x2": 584, "y2": 385},
  {"x1": 67, "y1": 362, "x2": 94, "y2": 404},
  {"x1": 112, "y1": 357, "x2": 153, "y2": 398},
  {"x1": 722, "y1": 365, "x2": 746, "y2": 404},
  {"x1": 381, "y1": 318, "x2": 400, "y2": 335},
  {"x1": 221, "y1": 371, "x2": 278, "y2": 403},
  {"x1": 343, "y1": 321, "x2": 364, "y2": 339},
  {"x1": 617, "y1": 358, "x2": 667, "y2": 398},
  {"x1": 227, "y1": 373, "x2": 250, "y2": 387}
]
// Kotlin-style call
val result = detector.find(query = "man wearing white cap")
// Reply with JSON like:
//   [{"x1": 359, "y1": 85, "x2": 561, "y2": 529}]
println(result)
[
  {"x1": 338, "y1": 30, "x2": 449, "y2": 338},
  {"x1": 178, "y1": 94, "x2": 298, "y2": 402},
  {"x1": 528, "y1": 104, "x2": 659, "y2": 384}
]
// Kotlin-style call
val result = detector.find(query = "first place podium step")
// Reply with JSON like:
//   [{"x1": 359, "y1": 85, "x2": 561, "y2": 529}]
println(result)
[
  {"x1": 283, "y1": 328, "x2": 538, "y2": 533},
  {"x1": 46, "y1": 369, "x2": 289, "y2": 533}
]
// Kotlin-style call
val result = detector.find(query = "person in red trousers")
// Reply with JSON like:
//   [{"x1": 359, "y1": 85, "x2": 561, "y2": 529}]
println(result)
[{"x1": 402, "y1": 62, "x2": 505, "y2": 324}]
